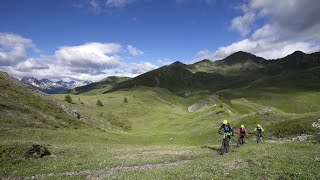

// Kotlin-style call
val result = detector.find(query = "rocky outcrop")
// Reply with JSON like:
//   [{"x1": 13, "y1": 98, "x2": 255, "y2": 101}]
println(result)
[{"x1": 188, "y1": 96, "x2": 220, "y2": 112}]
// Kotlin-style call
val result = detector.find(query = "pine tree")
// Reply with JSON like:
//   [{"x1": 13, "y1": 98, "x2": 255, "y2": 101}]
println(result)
[
  {"x1": 65, "y1": 94, "x2": 72, "y2": 103},
  {"x1": 96, "y1": 99, "x2": 103, "y2": 106}
]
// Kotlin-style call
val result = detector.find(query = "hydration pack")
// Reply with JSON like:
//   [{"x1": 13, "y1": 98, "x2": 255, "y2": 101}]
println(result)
[{"x1": 224, "y1": 125, "x2": 231, "y2": 132}]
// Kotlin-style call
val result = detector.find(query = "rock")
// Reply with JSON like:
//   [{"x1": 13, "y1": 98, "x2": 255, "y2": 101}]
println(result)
[
  {"x1": 73, "y1": 110, "x2": 81, "y2": 119},
  {"x1": 27, "y1": 143, "x2": 51, "y2": 158},
  {"x1": 312, "y1": 119, "x2": 320, "y2": 134},
  {"x1": 291, "y1": 134, "x2": 310, "y2": 142},
  {"x1": 187, "y1": 96, "x2": 220, "y2": 112}
]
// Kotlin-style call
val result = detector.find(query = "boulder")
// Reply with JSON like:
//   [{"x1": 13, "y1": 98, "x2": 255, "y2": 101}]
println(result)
[{"x1": 27, "y1": 143, "x2": 51, "y2": 158}]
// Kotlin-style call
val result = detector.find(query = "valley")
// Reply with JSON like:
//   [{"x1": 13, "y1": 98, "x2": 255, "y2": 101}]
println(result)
[{"x1": 1, "y1": 51, "x2": 320, "y2": 179}]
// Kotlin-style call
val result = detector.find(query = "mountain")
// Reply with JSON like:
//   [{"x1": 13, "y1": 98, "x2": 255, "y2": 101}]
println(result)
[
  {"x1": 104, "y1": 61, "x2": 200, "y2": 95},
  {"x1": 1, "y1": 59, "x2": 320, "y2": 179},
  {"x1": 67, "y1": 76, "x2": 130, "y2": 95},
  {"x1": 21, "y1": 77, "x2": 92, "y2": 94},
  {"x1": 105, "y1": 51, "x2": 320, "y2": 95}
]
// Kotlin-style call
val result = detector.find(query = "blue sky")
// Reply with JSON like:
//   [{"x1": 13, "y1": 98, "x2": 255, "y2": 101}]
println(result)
[{"x1": 0, "y1": 0, "x2": 320, "y2": 81}]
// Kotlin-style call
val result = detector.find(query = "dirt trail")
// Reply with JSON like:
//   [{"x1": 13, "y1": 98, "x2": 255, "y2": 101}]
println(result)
[{"x1": 4, "y1": 159, "x2": 192, "y2": 180}]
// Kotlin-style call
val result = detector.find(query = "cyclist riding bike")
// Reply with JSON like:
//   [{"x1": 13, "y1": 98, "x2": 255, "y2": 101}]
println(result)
[
  {"x1": 218, "y1": 120, "x2": 234, "y2": 154},
  {"x1": 235, "y1": 125, "x2": 248, "y2": 145},
  {"x1": 254, "y1": 124, "x2": 264, "y2": 143},
  {"x1": 218, "y1": 120, "x2": 234, "y2": 141}
]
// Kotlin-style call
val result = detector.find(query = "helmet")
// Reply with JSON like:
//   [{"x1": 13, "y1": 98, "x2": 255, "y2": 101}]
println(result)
[
  {"x1": 241, "y1": 125, "x2": 244, "y2": 128},
  {"x1": 223, "y1": 120, "x2": 228, "y2": 124},
  {"x1": 257, "y1": 124, "x2": 261, "y2": 128}
]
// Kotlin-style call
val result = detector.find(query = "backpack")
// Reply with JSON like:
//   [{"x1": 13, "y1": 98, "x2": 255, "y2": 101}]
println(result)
[{"x1": 224, "y1": 125, "x2": 231, "y2": 132}]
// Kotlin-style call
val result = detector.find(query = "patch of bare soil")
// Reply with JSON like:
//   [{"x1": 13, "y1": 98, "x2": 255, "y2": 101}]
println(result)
[{"x1": 115, "y1": 150, "x2": 192, "y2": 160}]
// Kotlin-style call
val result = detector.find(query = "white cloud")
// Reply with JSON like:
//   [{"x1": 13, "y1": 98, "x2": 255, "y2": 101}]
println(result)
[
  {"x1": 230, "y1": 12, "x2": 256, "y2": 36},
  {"x1": 0, "y1": 33, "x2": 36, "y2": 66},
  {"x1": 55, "y1": 42, "x2": 122, "y2": 68},
  {"x1": 0, "y1": 33, "x2": 157, "y2": 82},
  {"x1": 127, "y1": 45, "x2": 144, "y2": 56},
  {"x1": 129, "y1": 61, "x2": 158, "y2": 74},
  {"x1": 89, "y1": 0, "x2": 102, "y2": 13},
  {"x1": 74, "y1": 0, "x2": 134, "y2": 14},
  {"x1": 195, "y1": 0, "x2": 320, "y2": 61},
  {"x1": 15, "y1": 58, "x2": 50, "y2": 72},
  {"x1": 106, "y1": 0, "x2": 133, "y2": 8},
  {"x1": 158, "y1": 58, "x2": 175, "y2": 65}
]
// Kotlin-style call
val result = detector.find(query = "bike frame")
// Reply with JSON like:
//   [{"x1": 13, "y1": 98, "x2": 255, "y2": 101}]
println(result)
[{"x1": 221, "y1": 134, "x2": 230, "y2": 155}]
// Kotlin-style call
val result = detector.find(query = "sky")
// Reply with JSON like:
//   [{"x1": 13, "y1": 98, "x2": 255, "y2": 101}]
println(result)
[{"x1": 0, "y1": 0, "x2": 320, "y2": 82}]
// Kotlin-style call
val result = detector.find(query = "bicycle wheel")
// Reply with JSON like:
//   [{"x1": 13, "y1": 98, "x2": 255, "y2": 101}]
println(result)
[
  {"x1": 221, "y1": 139, "x2": 225, "y2": 155},
  {"x1": 257, "y1": 134, "x2": 261, "y2": 143},
  {"x1": 237, "y1": 137, "x2": 241, "y2": 147},
  {"x1": 225, "y1": 139, "x2": 230, "y2": 153}
]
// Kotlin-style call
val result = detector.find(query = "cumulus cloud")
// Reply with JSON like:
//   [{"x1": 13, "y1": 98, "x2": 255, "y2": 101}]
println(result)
[
  {"x1": 230, "y1": 12, "x2": 256, "y2": 36},
  {"x1": 127, "y1": 45, "x2": 144, "y2": 56},
  {"x1": 15, "y1": 58, "x2": 50, "y2": 72},
  {"x1": 0, "y1": 33, "x2": 36, "y2": 66},
  {"x1": 129, "y1": 61, "x2": 158, "y2": 74},
  {"x1": 196, "y1": 0, "x2": 320, "y2": 61},
  {"x1": 55, "y1": 42, "x2": 122, "y2": 69},
  {"x1": 0, "y1": 33, "x2": 157, "y2": 81}
]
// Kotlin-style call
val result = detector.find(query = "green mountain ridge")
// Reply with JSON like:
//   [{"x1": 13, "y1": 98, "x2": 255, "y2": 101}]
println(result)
[
  {"x1": 103, "y1": 51, "x2": 320, "y2": 96},
  {"x1": 68, "y1": 76, "x2": 130, "y2": 95}
]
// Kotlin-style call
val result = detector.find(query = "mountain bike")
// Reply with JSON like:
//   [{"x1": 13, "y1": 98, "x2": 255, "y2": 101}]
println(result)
[
  {"x1": 220, "y1": 133, "x2": 230, "y2": 155},
  {"x1": 236, "y1": 133, "x2": 245, "y2": 147},
  {"x1": 255, "y1": 131, "x2": 262, "y2": 143}
]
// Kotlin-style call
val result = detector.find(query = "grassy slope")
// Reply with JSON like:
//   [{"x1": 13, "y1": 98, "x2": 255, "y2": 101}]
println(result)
[
  {"x1": 1, "y1": 70, "x2": 320, "y2": 179},
  {"x1": 68, "y1": 76, "x2": 130, "y2": 95}
]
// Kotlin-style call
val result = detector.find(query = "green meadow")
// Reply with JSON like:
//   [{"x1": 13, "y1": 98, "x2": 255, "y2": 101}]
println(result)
[{"x1": 1, "y1": 71, "x2": 320, "y2": 179}]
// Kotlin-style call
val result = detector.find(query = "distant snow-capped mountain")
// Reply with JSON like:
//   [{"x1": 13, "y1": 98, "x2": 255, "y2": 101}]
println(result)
[{"x1": 21, "y1": 77, "x2": 92, "y2": 94}]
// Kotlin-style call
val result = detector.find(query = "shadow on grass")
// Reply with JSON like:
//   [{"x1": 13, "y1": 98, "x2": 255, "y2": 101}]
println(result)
[{"x1": 200, "y1": 145, "x2": 221, "y2": 153}]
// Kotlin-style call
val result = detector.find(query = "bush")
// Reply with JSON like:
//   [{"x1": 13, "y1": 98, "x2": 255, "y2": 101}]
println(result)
[
  {"x1": 64, "y1": 95, "x2": 72, "y2": 103},
  {"x1": 267, "y1": 117, "x2": 317, "y2": 138},
  {"x1": 124, "y1": 97, "x2": 128, "y2": 103},
  {"x1": 96, "y1": 100, "x2": 103, "y2": 106}
]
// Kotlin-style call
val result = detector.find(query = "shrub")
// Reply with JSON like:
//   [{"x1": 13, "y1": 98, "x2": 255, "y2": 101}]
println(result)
[
  {"x1": 96, "y1": 99, "x2": 103, "y2": 106},
  {"x1": 124, "y1": 97, "x2": 128, "y2": 103},
  {"x1": 267, "y1": 117, "x2": 317, "y2": 138},
  {"x1": 64, "y1": 95, "x2": 72, "y2": 103}
]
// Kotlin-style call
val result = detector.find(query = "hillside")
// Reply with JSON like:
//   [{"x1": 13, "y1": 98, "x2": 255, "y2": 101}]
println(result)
[
  {"x1": 1, "y1": 70, "x2": 320, "y2": 179},
  {"x1": 67, "y1": 76, "x2": 130, "y2": 95},
  {"x1": 0, "y1": 72, "x2": 81, "y2": 129},
  {"x1": 105, "y1": 51, "x2": 320, "y2": 95}
]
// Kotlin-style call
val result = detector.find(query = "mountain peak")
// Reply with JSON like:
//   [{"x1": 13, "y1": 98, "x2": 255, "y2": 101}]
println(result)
[
  {"x1": 21, "y1": 77, "x2": 92, "y2": 94},
  {"x1": 221, "y1": 51, "x2": 265, "y2": 64},
  {"x1": 171, "y1": 61, "x2": 186, "y2": 66}
]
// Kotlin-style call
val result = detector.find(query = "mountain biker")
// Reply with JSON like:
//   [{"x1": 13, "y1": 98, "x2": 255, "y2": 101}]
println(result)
[
  {"x1": 218, "y1": 119, "x2": 234, "y2": 141},
  {"x1": 235, "y1": 125, "x2": 249, "y2": 144},
  {"x1": 254, "y1": 124, "x2": 264, "y2": 140}
]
